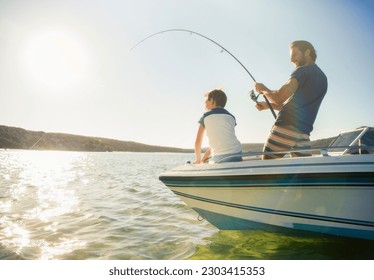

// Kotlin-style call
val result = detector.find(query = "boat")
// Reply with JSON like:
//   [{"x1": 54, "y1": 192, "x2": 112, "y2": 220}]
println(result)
[{"x1": 159, "y1": 126, "x2": 374, "y2": 240}]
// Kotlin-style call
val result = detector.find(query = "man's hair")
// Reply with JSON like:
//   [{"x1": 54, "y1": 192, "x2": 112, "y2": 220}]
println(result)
[
  {"x1": 206, "y1": 89, "x2": 227, "y2": 107},
  {"x1": 291, "y1": 40, "x2": 317, "y2": 62}
]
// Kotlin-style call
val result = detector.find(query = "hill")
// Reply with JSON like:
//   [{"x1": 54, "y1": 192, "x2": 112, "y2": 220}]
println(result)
[
  {"x1": 0, "y1": 125, "x2": 193, "y2": 153},
  {"x1": 0, "y1": 125, "x2": 336, "y2": 153}
]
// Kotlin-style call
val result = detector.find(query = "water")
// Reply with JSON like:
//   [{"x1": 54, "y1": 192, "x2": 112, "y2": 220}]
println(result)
[{"x1": 1, "y1": 150, "x2": 373, "y2": 260}]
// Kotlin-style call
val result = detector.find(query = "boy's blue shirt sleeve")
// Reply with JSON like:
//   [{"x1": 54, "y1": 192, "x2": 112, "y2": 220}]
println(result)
[{"x1": 198, "y1": 115, "x2": 205, "y2": 128}]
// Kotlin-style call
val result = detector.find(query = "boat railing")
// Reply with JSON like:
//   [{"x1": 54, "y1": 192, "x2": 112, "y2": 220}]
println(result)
[{"x1": 216, "y1": 145, "x2": 374, "y2": 163}]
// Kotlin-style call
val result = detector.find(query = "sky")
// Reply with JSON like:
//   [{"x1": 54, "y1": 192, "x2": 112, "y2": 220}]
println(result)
[{"x1": 0, "y1": 0, "x2": 373, "y2": 149}]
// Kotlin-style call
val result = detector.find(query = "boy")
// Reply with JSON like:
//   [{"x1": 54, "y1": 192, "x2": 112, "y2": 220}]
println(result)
[{"x1": 194, "y1": 89, "x2": 242, "y2": 164}]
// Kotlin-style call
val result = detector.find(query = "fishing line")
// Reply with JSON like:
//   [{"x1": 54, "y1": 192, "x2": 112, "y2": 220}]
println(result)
[{"x1": 130, "y1": 29, "x2": 276, "y2": 119}]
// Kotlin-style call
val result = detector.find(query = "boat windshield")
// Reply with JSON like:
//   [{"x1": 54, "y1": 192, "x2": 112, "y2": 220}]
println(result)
[{"x1": 329, "y1": 127, "x2": 374, "y2": 154}]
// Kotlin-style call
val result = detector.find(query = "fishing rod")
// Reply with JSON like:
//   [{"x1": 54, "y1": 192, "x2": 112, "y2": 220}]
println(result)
[{"x1": 130, "y1": 29, "x2": 276, "y2": 119}]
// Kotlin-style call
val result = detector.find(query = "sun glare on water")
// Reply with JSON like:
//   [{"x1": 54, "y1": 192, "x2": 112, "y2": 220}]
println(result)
[
  {"x1": 0, "y1": 151, "x2": 87, "y2": 259},
  {"x1": 21, "y1": 29, "x2": 92, "y2": 90}
]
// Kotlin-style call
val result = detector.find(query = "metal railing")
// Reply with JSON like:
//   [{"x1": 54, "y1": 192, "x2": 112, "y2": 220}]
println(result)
[{"x1": 215, "y1": 145, "x2": 374, "y2": 163}]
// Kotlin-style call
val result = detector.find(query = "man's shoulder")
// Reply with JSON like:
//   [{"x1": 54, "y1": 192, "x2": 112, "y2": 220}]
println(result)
[
  {"x1": 294, "y1": 63, "x2": 324, "y2": 73},
  {"x1": 292, "y1": 63, "x2": 326, "y2": 79}
]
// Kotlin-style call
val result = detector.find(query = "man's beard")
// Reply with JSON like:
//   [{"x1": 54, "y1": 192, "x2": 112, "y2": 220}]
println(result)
[{"x1": 297, "y1": 54, "x2": 306, "y2": 66}]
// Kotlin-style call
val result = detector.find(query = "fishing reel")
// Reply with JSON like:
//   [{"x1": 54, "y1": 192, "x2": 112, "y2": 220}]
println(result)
[
  {"x1": 248, "y1": 89, "x2": 277, "y2": 118},
  {"x1": 249, "y1": 89, "x2": 260, "y2": 104}
]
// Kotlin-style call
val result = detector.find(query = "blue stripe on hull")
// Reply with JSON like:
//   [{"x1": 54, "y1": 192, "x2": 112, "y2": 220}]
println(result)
[
  {"x1": 193, "y1": 208, "x2": 374, "y2": 241},
  {"x1": 173, "y1": 190, "x2": 374, "y2": 228},
  {"x1": 160, "y1": 172, "x2": 374, "y2": 188}
]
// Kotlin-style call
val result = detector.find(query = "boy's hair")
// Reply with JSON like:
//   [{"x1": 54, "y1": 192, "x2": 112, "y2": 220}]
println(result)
[
  {"x1": 290, "y1": 40, "x2": 317, "y2": 62},
  {"x1": 205, "y1": 89, "x2": 227, "y2": 107}
]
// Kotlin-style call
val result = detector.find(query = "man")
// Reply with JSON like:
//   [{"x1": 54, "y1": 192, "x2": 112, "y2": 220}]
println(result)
[{"x1": 254, "y1": 40, "x2": 328, "y2": 159}]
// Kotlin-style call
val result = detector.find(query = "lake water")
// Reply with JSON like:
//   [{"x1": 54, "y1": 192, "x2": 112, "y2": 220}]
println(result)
[{"x1": 1, "y1": 150, "x2": 373, "y2": 260}]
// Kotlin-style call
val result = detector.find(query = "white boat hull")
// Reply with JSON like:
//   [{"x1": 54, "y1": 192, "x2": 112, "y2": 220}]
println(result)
[{"x1": 160, "y1": 154, "x2": 374, "y2": 240}]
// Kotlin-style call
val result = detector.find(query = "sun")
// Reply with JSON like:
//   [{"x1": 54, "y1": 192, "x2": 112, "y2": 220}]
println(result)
[{"x1": 22, "y1": 29, "x2": 91, "y2": 90}]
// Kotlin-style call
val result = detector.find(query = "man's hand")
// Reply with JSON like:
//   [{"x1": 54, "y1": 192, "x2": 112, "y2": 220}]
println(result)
[
  {"x1": 255, "y1": 101, "x2": 269, "y2": 111},
  {"x1": 254, "y1": 83, "x2": 269, "y2": 94}
]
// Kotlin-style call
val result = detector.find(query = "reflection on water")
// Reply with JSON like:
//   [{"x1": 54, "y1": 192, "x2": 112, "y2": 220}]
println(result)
[
  {"x1": 190, "y1": 230, "x2": 374, "y2": 260},
  {"x1": 0, "y1": 151, "x2": 87, "y2": 259},
  {"x1": 0, "y1": 151, "x2": 215, "y2": 260}
]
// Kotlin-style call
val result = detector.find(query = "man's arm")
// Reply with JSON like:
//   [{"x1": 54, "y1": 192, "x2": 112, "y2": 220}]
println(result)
[
  {"x1": 256, "y1": 101, "x2": 283, "y2": 111},
  {"x1": 254, "y1": 77, "x2": 299, "y2": 106}
]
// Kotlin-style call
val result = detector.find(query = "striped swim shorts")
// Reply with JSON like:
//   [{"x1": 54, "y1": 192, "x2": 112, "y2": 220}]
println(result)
[{"x1": 263, "y1": 125, "x2": 311, "y2": 159}]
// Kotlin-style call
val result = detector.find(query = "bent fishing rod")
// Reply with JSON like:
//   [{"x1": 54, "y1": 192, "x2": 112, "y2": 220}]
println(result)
[{"x1": 130, "y1": 29, "x2": 276, "y2": 119}]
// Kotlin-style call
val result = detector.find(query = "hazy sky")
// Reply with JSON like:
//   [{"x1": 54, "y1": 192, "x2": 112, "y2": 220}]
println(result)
[{"x1": 1, "y1": 0, "x2": 373, "y2": 148}]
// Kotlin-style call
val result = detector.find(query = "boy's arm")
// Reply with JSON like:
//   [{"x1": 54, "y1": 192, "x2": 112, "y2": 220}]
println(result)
[
  {"x1": 194, "y1": 124, "x2": 205, "y2": 164},
  {"x1": 201, "y1": 148, "x2": 211, "y2": 163}
]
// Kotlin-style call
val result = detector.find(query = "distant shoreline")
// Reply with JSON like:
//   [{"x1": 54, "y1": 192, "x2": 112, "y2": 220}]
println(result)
[
  {"x1": 0, "y1": 125, "x2": 194, "y2": 153},
  {"x1": 0, "y1": 125, "x2": 334, "y2": 153}
]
